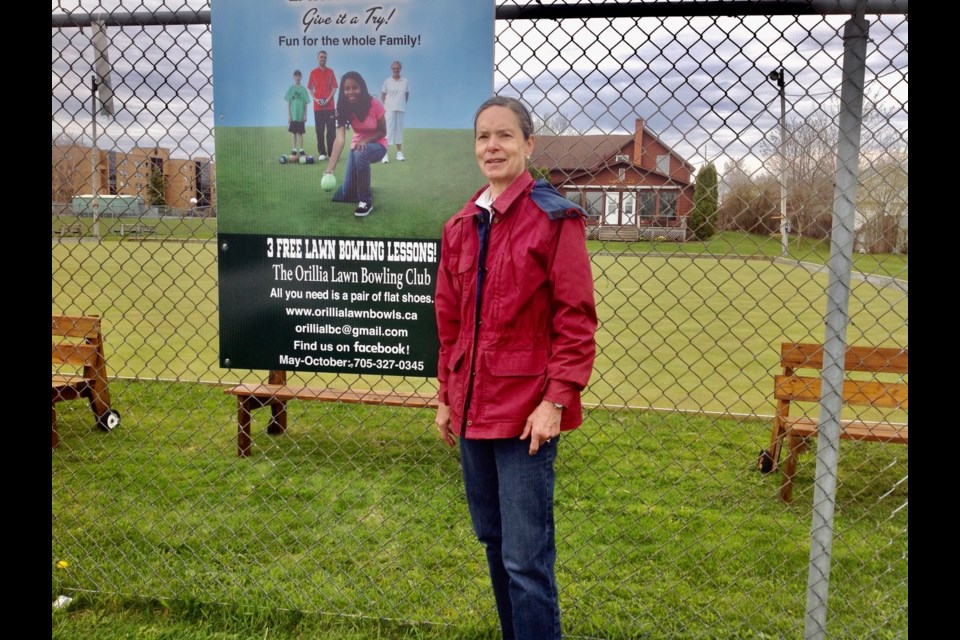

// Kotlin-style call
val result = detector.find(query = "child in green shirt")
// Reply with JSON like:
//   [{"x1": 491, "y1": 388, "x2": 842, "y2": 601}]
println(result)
[{"x1": 284, "y1": 70, "x2": 310, "y2": 157}]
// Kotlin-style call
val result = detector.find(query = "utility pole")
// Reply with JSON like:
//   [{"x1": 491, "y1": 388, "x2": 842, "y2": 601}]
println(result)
[
  {"x1": 769, "y1": 68, "x2": 788, "y2": 256},
  {"x1": 91, "y1": 74, "x2": 101, "y2": 240}
]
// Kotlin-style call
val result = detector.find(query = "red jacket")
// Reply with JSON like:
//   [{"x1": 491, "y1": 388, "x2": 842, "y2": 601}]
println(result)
[{"x1": 435, "y1": 172, "x2": 598, "y2": 439}]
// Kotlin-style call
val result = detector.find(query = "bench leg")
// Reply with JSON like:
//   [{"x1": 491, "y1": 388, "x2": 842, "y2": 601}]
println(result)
[
  {"x1": 87, "y1": 386, "x2": 111, "y2": 422},
  {"x1": 763, "y1": 400, "x2": 792, "y2": 473},
  {"x1": 266, "y1": 370, "x2": 287, "y2": 435},
  {"x1": 267, "y1": 400, "x2": 288, "y2": 435},
  {"x1": 779, "y1": 433, "x2": 803, "y2": 503},
  {"x1": 238, "y1": 396, "x2": 254, "y2": 457}
]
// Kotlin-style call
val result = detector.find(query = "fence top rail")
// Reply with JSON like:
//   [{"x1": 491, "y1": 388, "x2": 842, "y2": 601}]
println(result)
[{"x1": 52, "y1": 0, "x2": 908, "y2": 28}]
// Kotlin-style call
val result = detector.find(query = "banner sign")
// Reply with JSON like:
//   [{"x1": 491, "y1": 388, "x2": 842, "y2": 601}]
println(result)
[{"x1": 212, "y1": 0, "x2": 495, "y2": 377}]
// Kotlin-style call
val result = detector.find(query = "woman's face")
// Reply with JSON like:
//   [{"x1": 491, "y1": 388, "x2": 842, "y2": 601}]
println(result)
[
  {"x1": 343, "y1": 78, "x2": 361, "y2": 103},
  {"x1": 475, "y1": 105, "x2": 534, "y2": 195}
]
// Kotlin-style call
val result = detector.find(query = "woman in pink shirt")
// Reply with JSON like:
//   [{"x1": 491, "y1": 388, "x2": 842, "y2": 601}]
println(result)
[{"x1": 323, "y1": 71, "x2": 387, "y2": 218}]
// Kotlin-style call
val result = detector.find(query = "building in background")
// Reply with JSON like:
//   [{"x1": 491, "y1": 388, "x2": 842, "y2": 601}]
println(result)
[
  {"x1": 531, "y1": 117, "x2": 695, "y2": 241},
  {"x1": 52, "y1": 144, "x2": 216, "y2": 216}
]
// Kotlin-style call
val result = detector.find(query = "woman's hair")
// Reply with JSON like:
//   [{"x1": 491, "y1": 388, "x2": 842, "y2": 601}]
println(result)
[
  {"x1": 473, "y1": 96, "x2": 534, "y2": 140},
  {"x1": 336, "y1": 71, "x2": 373, "y2": 124}
]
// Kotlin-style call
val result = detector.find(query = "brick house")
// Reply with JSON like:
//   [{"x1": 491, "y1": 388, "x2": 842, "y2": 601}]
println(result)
[{"x1": 530, "y1": 117, "x2": 695, "y2": 241}]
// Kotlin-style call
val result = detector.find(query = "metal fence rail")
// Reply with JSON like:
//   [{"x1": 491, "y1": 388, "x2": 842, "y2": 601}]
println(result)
[{"x1": 52, "y1": 2, "x2": 907, "y2": 637}]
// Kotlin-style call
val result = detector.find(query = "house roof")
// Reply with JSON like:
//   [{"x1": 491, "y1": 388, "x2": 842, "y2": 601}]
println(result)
[
  {"x1": 532, "y1": 125, "x2": 696, "y2": 178},
  {"x1": 531, "y1": 134, "x2": 633, "y2": 172}
]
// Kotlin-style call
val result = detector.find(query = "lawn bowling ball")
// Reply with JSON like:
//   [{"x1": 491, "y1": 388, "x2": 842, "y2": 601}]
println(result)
[
  {"x1": 306, "y1": 155, "x2": 315, "y2": 164},
  {"x1": 279, "y1": 155, "x2": 287, "y2": 164},
  {"x1": 299, "y1": 155, "x2": 306, "y2": 164},
  {"x1": 320, "y1": 173, "x2": 337, "y2": 192}
]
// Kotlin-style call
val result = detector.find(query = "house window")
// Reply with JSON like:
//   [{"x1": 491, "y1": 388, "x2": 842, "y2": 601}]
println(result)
[
  {"x1": 107, "y1": 151, "x2": 118, "y2": 195},
  {"x1": 656, "y1": 154, "x2": 670, "y2": 175},
  {"x1": 584, "y1": 191, "x2": 604, "y2": 218},
  {"x1": 636, "y1": 189, "x2": 678, "y2": 223},
  {"x1": 564, "y1": 189, "x2": 604, "y2": 220},
  {"x1": 659, "y1": 191, "x2": 677, "y2": 220},
  {"x1": 615, "y1": 154, "x2": 629, "y2": 163},
  {"x1": 617, "y1": 168, "x2": 626, "y2": 182},
  {"x1": 638, "y1": 191, "x2": 656, "y2": 220},
  {"x1": 622, "y1": 193, "x2": 635, "y2": 225}
]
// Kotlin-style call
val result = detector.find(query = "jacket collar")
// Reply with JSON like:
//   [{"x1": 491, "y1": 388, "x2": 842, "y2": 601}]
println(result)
[{"x1": 453, "y1": 172, "x2": 535, "y2": 222}]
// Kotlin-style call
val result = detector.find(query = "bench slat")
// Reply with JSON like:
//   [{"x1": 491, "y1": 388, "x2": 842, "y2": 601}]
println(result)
[
  {"x1": 774, "y1": 374, "x2": 908, "y2": 409},
  {"x1": 769, "y1": 341, "x2": 908, "y2": 503},
  {"x1": 781, "y1": 342, "x2": 908, "y2": 374},
  {"x1": 52, "y1": 374, "x2": 90, "y2": 388},
  {"x1": 225, "y1": 384, "x2": 438, "y2": 408},
  {"x1": 52, "y1": 314, "x2": 115, "y2": 448},
  {"x1": 52, "y1": 315, "x2": 101, "y2": 339},
  {"x1": 783, "y1": 416, "x2": 908, "y2": 444},
  {"x1": 52, "y1": 342, "x2": 99, "y2": 367}
]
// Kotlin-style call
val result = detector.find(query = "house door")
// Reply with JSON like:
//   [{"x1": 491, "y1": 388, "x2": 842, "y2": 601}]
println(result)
[{"x1": 604, "y1": 191, "x2": 635, "y2": 225}]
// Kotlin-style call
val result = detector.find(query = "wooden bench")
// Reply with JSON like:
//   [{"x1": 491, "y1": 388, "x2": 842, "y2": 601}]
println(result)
[
  {"x1": 224, "y1": 370, "x2": 438, "y2": 457},
  {"x1": 758, "y1": 341, "x2": 908, "y2": 502},
  {"x1": 59, "y1": 222, "x2": 83, "y2": 237},
  {"x1": 52, "y1": 315, "x2": 121, "y2": 448},
  {"x1": 595, "y1": 226, "x2": 641, "y2": 242},
  {"x1": 119, "y1": 222, "x2": 157, "y2": 237}
]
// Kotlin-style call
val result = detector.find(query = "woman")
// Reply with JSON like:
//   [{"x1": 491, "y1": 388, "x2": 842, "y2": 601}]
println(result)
[
  {"x1": 433, "y1": 96, "x2": 598, "y2": 639},
  {"x1": 323, "y1": 71, "x2": 387, "y2": 217}
]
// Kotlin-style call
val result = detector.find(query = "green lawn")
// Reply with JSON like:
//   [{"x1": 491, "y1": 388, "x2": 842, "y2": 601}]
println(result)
[
  {"x1": 52, "y1": 380, "x2": 907, "y2": 639},
  {"x1": 52, "y1": 231, "x2": 907, "y2": 638},
  {"x1": 214, "y1": 127, "x2": 484, "y2": 238},
  {"x1": 52, "y1": 238, "x2": 907, "y2": 420}
]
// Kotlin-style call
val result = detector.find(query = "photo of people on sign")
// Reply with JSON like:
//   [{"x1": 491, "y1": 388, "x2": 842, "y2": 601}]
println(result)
[{"x1": 212, "y1": 0, "x2": 494, "y2": 377}]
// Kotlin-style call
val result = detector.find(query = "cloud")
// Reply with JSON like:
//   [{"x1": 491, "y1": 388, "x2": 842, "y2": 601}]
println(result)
[{"x1": 53, "y1": 2, "x2": 908, "y2": 172}]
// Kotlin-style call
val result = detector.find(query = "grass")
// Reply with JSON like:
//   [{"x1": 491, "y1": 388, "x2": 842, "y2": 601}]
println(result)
[
  {"x1": 213, "y1": 127, "x2": 484, "y2": 238},
  {"x1": 52, "y1": 236, "x2": 908, "y2": 421},
  {"x1": 52, "y1": 229, "x2": 907, "y2": 637},
  {"x1": 52, "y1": 380, "x2": 907, "y2": 639}
]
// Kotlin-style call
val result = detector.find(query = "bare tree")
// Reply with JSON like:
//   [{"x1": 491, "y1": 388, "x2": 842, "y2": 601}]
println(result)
[
  {"x1": 718, "y1": 157, "x2": 779, "y2": 234},
  {"x1": 532, "y1": 111, "x2": 576, "y2": 136},
  {"x1": 856, "y1": 149, "x2": 907, "y2": 253},
  {"x1": 760, "y1": 91, "x2": 906, "y2": 242}
]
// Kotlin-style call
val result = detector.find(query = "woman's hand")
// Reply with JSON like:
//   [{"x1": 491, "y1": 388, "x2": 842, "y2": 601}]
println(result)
[
  {"x1": 520, "y1": 400, "x2": 562, "y2": 456},
  {"x1": 435, "y1": 403, "x2": 456, "y2": 447}
]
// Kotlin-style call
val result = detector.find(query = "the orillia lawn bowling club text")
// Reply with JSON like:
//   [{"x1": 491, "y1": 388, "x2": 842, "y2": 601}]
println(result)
[{"x1": 268, "y1": 236, "x2": 437, "y2": 373}]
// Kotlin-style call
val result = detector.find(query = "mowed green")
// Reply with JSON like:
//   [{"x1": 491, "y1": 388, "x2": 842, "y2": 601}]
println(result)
[
  {"x1": 51, "y1": 380, "x2": 907, "y2": 639},
  {"x1": 214, "y1": 127, "x2": 485, "y2": 238},
  {"x1": 51, "y1": 241, "x2": 907, "y2": 419}
]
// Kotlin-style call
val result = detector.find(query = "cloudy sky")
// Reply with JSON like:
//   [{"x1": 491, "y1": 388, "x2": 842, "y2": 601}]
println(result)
[{"x1": 53, "y1": 1, "x2": 907, "y2": 172}]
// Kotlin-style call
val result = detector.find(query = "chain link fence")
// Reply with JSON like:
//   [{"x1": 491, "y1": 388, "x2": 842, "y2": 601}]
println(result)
[{"x1": 52, "y1": 1, "x2": 907, "y2": 637}]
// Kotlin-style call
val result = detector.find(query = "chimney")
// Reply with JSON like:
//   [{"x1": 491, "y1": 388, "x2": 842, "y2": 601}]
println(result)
[{"x1": 633, "y1": 117, "x2": 645, "y2": 166}]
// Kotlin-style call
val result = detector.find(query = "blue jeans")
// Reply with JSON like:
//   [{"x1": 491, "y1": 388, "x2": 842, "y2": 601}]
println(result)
[
  {"x1": 332, "y1": 142, "x2": 386, "y2": 204},
  {"x1": 459, "y1": 436, "x2": 562, "y2": 640}
]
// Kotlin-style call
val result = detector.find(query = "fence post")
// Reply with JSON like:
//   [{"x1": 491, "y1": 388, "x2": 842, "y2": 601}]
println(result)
[{"x1": 805, "y1": 6, "x2": 871, "y2": 640}]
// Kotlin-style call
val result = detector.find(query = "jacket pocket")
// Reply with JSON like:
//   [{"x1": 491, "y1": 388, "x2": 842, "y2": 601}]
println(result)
[
  {"x1": 449, "y1": 347, "x2": 466, "y2": 373},
  {"x1": 480, "y1": 349, "x2": 548, "y2": 424},
  {"x1": 486, "y1": 348, "x2": 547, "y2": 377},
  {"x1": 445, "y1": 347, "x2": 468, "y2": 414}
]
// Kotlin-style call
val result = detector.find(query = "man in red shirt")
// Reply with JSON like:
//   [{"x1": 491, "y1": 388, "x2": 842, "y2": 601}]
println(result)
[{"x1": 307, "y1": 50, "x2": 337, "y2": 160}]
